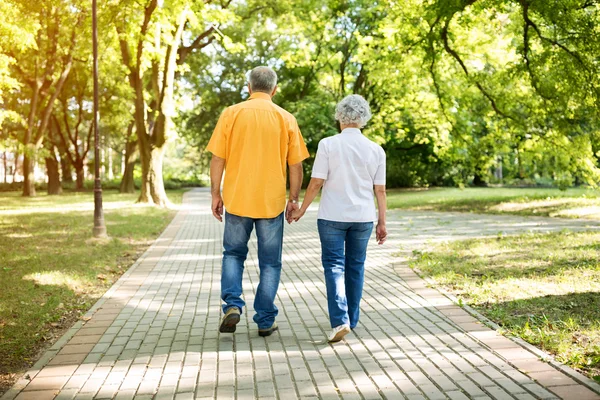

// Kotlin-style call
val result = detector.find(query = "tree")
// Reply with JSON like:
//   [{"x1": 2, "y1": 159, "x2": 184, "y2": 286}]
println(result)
[
  {"x1": 52, "y1": 66, "x2": 93, "y2": 191},
  {"x1": 2, "y1": 1, "x2": 86, "y2": 196}
]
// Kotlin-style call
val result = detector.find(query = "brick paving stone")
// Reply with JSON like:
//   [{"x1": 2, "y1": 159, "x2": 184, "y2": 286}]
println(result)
[
  {"x1": 522, "y1": 383, "x2": 561, "y2": 399},
  {"x1": 527, "y1": 370, "x2": 579, "y2": 387},
  {"x1": 514, "y1": 394, "x2": 537, "y2": 400},
  {"x1": 549, "y1": 385, "x2": 600, "y2": 400},
  {"x1": 35, "y1": 365, "x2": 79, "y2": 378},
  {"x1": 14, "y1": 391, "x2": 58, "y2": 400},
  {"x1": 22, "y1": 375, "x2": 69, "y2": 391},
  {"x1": 95, "y1": 384, "x2": 120, "y2": 399},
  {"x1": 5, "y1": 189, "x2": 600, "y2": 400},
  {"x1": 446, "y1": 391, "x2": 471, "y2": 400},
  {"x1": 155, "y1": 386, "x2": 176, "y2": 400},
  {"x1": 53, "y1": 388, "x2": 78, "y2": 400}
]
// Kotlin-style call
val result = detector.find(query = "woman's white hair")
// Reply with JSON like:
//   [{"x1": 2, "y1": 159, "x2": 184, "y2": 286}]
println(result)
[{"x1": 335, "y1": 94, "x2": 372, "y2": 128}]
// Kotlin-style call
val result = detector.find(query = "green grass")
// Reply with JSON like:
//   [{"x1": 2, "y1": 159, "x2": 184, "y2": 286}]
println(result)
[
  {"x1": 0, "y1": 190, "x2": 185, "y2": 391},
  {"x1": 410, "y1": 231, "x2": 600, "y2": 381},
  {"x1": 387, "y1": 187, "x2": 600, "y2": 218}
]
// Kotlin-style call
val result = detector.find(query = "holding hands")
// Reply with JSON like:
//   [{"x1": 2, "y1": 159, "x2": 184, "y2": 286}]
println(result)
[
  {"x1": 285, "y1": 200, "x2": 300, "y2": 224},
  {"x1": 286, "y1": 199, "x2": 305, "y2": 223},
  {"x1": 290, "y1": 208, "x2": 305, "y2": 222}
]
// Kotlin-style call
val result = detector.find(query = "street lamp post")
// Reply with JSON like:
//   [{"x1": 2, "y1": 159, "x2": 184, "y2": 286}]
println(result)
[{"x1": 92, "y1": 0, "x2": 107, "y2": 238}]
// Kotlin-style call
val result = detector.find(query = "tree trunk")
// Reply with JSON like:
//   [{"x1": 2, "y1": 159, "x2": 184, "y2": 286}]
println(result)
[
  {"x1": 58, "y1": 142, "x2": 73, "y2": 183},
  {"x1": 516, "y1": 147, "x2": 525, "y2": 179},
  {"x1": 12, "y1": 151, "x2": 19, "y2": 182},
  {"x1": 108, "y1": 147, "x2": 114, "y2": 180},
  {"x1": 45, "y1": 155, "x2": 62, "y2": 195},
  {"x1": 138, "y1": 145, "x2": 169, "y2": 207},
  {"x1": 23, "y1": 152, "x2": 36, "y2": 196},
  {"x1": 120, "y1": 139, "x2": 137, "y2": 193},
  {"x1": 2, "y1": 152, "x2": 7, "y2": 184},
  {"x1": 60, "y1": 157, "x2": 73, "y2": 183},
  {"x1": 74, "y1": 161, "x2": 85, "y2": 191}
]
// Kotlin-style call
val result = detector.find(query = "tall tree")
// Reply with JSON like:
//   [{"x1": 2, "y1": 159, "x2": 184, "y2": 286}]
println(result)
[
  {"x1": 2, "y1": 1, "x2": 86, "y2": 196},
  {"x1": 113, "y1": 0, "x2": 280, "y2": 206},
  {"x1": 52, "y1": 70, "x2": 93, "y2": 191}
]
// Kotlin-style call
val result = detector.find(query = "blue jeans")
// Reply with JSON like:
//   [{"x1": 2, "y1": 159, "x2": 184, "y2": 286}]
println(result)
[
  {"x1": 317, "y1": 219, "x2": 373, "y2": 329},
  {"x1": 221, "y1": 211, "x2": 284, "y2": 329}
]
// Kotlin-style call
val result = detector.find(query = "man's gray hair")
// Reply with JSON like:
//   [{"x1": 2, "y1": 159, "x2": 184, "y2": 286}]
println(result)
[
  {"x1": 249, "y1": 66, "x2": 277, "y2": 93},
  {"x1": 335, "y1": 94, "x2": 372, "y2": 128}
]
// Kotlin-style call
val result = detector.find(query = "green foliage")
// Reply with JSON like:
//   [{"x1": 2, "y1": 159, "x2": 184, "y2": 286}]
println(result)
[
  {"x1": 178, "y1": 0, "x2": 600, "y2": 188},
  {"x1": 1, "y1": 0, "x2": 599, "y2": 189}
]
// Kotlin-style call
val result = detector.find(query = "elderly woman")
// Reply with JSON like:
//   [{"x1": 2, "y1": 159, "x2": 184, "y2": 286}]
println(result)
[{"x1": 292, "y1": 94, "x2": 387, "y2": 343}]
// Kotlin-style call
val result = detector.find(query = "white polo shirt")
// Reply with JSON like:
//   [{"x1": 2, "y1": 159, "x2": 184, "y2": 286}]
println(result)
[{"x1": 311, "y1": 128, "x2": 386, "y2": 222}]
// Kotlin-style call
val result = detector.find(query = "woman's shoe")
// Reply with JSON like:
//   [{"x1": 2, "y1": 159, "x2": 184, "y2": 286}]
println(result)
[{"x1": 327, "y1": 324, "x2": 351, "y2": 343}]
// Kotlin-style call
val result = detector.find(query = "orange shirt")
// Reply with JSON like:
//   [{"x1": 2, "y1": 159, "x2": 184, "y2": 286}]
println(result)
[{"x1": 206, "y1": 92, "x2": 309, "y2": 219}]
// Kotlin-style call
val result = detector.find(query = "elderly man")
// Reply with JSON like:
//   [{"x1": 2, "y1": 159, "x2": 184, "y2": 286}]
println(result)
[{"x1": 206, "y1": 66, "x2": 309, "y2": 337}]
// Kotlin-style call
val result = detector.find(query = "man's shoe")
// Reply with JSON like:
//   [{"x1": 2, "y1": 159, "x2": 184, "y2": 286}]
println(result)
[
  {"x1": 327, "y1": 324, "x2": 351, "y2": 343},
  {"x1": 219, "y1": 307, "x2": 241, "y2": 333},
  {"x1": 258, "y1": 322, "x2": 278, "y2": 337}
]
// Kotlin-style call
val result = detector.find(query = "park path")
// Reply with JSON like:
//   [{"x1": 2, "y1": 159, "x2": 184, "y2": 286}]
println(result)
[{"x1": 3, "y1": 188, "x2": 600, "y2": 400}]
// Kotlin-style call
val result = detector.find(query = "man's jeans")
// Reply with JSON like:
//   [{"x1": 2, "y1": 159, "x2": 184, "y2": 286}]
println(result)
[
  {"x1": 221, "y1": 211, "x2": 284, "y2": 329},
  {"x1": 317, "y1": 219, "x2": 373, "y2": 329}
]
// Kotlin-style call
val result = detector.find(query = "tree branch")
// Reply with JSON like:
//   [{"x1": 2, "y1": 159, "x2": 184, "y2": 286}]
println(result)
[
  {"x1": 177, "y1": 26, "x2": 215, "y2": 64},
  {"x1": 60, "y1": 97, "x2": 76, "y2": 147},
  {"x1": 84, "y1": 120, "x2": 93, "y2": 157},
  {"x1": 440, "y1": 17, "x2": 513, "y2": 120},
  {"x1": 116, "y1": 25, "x2": 134, "y2": 74},
  {"x1": 519, "y1": 0, "x2": 588, "y2": 69},
  {"x1": 136, "y1": 0, "x2": 158, "y2": 69},
  {"x1": 53, "y1": 114, "x2": 76, "y2": 166}
]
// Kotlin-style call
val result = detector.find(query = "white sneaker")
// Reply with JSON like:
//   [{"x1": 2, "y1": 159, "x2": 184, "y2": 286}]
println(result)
[{"x1": 327, "y1": 324, "x2": 351, "y2": 343}]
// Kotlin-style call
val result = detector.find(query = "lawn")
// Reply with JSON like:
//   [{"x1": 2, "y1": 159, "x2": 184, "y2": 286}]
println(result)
[
  {"x1": 410, "y1": 231, "x2": 600, "y2": 381},
  {"x1": 0, "y1": 190, "x2": 186, "y2": 394},
  {"x1": 387, "y1": 187, "x2": 600, "y2": 218}
]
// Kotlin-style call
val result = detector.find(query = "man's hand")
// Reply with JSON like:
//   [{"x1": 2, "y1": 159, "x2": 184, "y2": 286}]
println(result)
[
  {"x1": 290, "y1": 208, "x2": 305, "y2": 222},
  {"x1": 376, "y1": 222, "x2": 387, "y2": 245},
  {"x1": 285, "y1": 201, "x2": 299, "y2": 224},
  {"x1": 212, "y1": 194, "x2": 224, "y2": 222}
]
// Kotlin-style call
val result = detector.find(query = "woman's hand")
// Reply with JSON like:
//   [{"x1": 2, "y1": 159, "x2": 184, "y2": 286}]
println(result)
[
  {"x1": 291, "y1": 208, "x2": 305, "y2": 222},
  {"x1": 376, "y1": 222, "x2": 387, "y2": 245},
  {"x1": 211, "y1": 193, "x2": 224, "y2": 222}
]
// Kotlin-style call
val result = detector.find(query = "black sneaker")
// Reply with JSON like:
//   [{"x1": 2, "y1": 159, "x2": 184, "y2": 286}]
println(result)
[
  {"x1": 219, "y1": 307, "x2": 241, "y2": 333},
  {"x1": 258, "y1": 322, "x2": 279, "y2": 337}
]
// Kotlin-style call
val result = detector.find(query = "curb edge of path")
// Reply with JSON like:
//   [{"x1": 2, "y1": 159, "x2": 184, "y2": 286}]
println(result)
[{"x1": 392, "y1": 261, "x2": 600, "y2": 398}]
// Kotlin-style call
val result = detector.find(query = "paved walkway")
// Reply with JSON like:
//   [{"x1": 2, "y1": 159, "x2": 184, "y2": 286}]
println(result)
[{"x1": 3, "y1": 189, "x2": 600, "y2": 400}]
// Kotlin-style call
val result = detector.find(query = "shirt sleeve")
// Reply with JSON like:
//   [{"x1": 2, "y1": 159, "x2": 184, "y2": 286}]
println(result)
[
  {"x1": 311, "y1": 140, "x2": 329, "y2": 180},
  {"x1": 374, "y1": 147, "x2": 386, "y2": 185},
  {"x1": 206, "y1": 109, "x2": 230, "y2": 159},
  {"x1": 287, "y1": 117, "x2": 310, "y2": 165}
]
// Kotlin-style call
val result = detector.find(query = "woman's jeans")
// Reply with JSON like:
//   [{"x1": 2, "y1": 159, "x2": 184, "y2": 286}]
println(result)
[
  {"x1": 317, "y1": 219, "x2": 373, "y2": 329},
  {"x1": 221, "y1": 211, "x2": 284, "y2": 329}
]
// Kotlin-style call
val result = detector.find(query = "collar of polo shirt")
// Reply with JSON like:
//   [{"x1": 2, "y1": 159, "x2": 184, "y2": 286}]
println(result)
[
  {"x1": 341, "y1": 127, "x2": 362, "y2": 134},
  {"x1": 249, "y1": 92, "x2": 272, "y2": 101}
]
